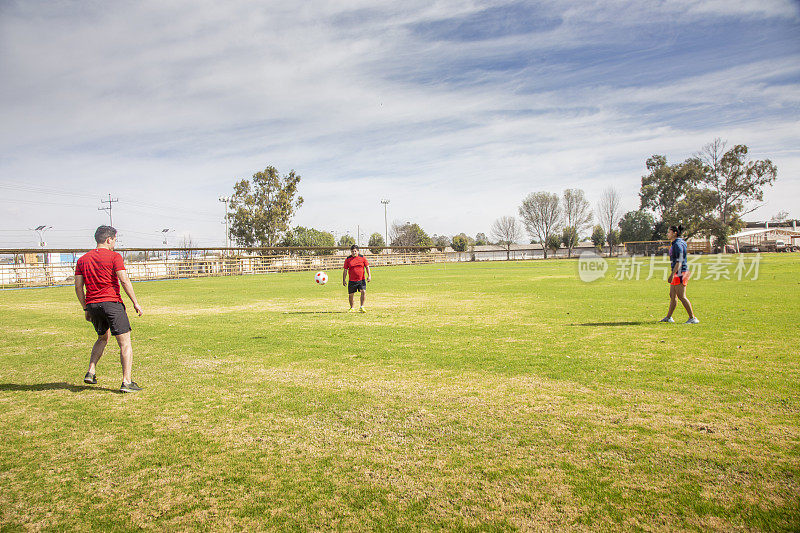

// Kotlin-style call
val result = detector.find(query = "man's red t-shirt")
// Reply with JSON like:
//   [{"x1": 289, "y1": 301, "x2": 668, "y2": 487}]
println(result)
[
  {"x1": 343, "y1": 255, "x2": 369, "y2": 281},
  {"x1": 75, "y1": 248, "x2": 126, "y2": 304}
]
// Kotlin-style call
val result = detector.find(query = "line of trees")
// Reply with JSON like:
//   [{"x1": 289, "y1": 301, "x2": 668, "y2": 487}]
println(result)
[
  {"x1": 224, "y1": 139, "x2": 777, "y2": 256},
  {"x1": 514, "y1": 188, "x2": 599, "y2": 258}
]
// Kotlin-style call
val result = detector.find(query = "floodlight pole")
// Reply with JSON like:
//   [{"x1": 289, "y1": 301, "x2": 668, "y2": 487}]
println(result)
[
  {"x1": 219, "y1": 196, "x2": 230, "y2": 252},
  {"x1": 381, "y1": 199, "x2": 390, "y2": 252}
]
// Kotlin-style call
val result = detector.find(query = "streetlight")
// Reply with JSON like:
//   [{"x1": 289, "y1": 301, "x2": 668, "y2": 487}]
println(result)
[
  {"x1": 33, "y1": 225, "x2": 52, "y2": 247},
  {"x1": 219, "y1": 196, "x2": 230, "y2": 250},
  {"x1": 31, "y1": 225, "x2": 52, "y2": 266},
  {"x1": 159, "y1": 229, "x2": 174, "y2": 260},
  {"x1": 381, "y1": 199, "x2": 390, "y2": 252},
  {"x1": 160, "y1": 228, "x2": 174, "y2": 245}
]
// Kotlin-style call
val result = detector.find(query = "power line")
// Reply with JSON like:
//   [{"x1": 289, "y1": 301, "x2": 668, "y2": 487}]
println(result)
[{"x1": 0, "y1": 181, "x2": 221, "y2": 217}]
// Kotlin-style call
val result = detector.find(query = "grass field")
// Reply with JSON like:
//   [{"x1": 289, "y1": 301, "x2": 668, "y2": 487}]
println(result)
[{"x1": 1, "y1": 255, "x2": 798, "y2": 531}]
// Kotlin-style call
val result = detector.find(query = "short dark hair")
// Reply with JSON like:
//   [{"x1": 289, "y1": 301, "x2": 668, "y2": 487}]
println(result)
[
  {"x1": 668, "y1": 224, "x2": 684, "y2": 237},
  {"x1": 350, "y1": 244, "x2": 359, "y2": 251},
  {"x1": 94, "y1": 225, "x2": 117, "y2": 244}
]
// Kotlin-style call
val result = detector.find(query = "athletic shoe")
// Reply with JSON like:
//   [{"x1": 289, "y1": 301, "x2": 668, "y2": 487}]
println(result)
[
  {"x1": 659, "y1": 317, "x2": 674, "y2": 323},
  {"x1": 685, "y1": 317, "x2": 700, "y2": 324},
  {"x1": 120, "y1": 381, "x2": 142, "y2": 393},
  {"x1": 359, "y1": 306, "x2": 366, "y2": 313},
  {"x1": 84, "y1": 372, "x2": 97, "y2": 384},
  {"x1": 347, "y1": 307, "x2": 354, "y2": 312}
]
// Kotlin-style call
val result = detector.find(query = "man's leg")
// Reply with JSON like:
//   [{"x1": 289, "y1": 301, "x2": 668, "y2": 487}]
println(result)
[
  {"x1": 674, "y1": 284, "x2": 695, "y2": 318},
  {"x1": 88, "y1": 330, "x2": 110, "y2": 375},
  {"x1": 348, "y1": 292, "x2": 355, "y2": 309},
  {"x1": 115, "y1": 332, "x2": 133, "y2": 384},
  {"x1": 666, "y1": 285, "x2": 677, "y2": 318},
  {"x1": 360, "y1": 288, "x2": 366, "y2": 307}
]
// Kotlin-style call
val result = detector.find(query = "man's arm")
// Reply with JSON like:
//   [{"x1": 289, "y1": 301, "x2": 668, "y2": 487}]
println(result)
[
  {"x1": 365, "y1": 265, "x2": 371, "y2": 282},
  {"x1": 342, "y1": 267, "x2": 348, "y2": 286},
  {"x1": 74, "y1": 275, "x2": 91, "y2": 321},
  {"x1": 116, "y1": 271, "x2": 143, "y2": 316}
]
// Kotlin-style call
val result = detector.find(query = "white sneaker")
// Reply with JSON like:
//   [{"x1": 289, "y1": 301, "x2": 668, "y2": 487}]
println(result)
[
  {"x1": 659, "y1": 317, "x2": 674, "y2": 323},
  {"x1": 685, "y1": 317, "x2": 700, "y2": 324}
]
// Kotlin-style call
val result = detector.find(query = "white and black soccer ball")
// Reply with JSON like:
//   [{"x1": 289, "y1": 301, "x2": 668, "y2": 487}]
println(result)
[{"x1": 314, "y1": 271, "x2": 328, "y2": 285}]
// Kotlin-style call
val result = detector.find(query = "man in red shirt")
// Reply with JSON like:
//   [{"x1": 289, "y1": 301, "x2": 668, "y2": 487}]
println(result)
[
  {"x1": 74, "y1": 226, "x2": 144, "y2": 392},
  {"x1": 343, "y1": 244, "x2": 371, "y2": 313}
]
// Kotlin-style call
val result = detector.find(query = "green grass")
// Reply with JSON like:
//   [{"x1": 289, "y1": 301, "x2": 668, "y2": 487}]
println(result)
[{"x1": 1, "y1": 255, "x2": 798, "y2": 531}]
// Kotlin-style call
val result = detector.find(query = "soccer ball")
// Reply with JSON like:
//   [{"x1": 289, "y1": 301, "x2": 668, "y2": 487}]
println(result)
[{"x1": 315, "y1": 271, "x2": 328, "y2": 285}]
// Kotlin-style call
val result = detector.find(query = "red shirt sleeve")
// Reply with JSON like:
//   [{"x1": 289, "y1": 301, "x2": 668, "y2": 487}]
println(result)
[
  {"x1": 74, "y1": 259, "x2": 83, "y2": 276},
  {"x1": 113, "y1": 253, "x2": 126, "y2": 272},
  {"x1": 363, "y1": 257, "x2": 370, "y2": 267},
  {"x1": 343, "y1": 257, "x2": 350, "y2": 269}
]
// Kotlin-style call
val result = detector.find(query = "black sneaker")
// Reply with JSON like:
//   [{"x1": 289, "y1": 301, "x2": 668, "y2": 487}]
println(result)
[
  {"x1": 120, "y1": 381, "x2": 142, "y2": 393},
  {"x1": 84, "y1": 372, "x2": 97, "y2": 385}
]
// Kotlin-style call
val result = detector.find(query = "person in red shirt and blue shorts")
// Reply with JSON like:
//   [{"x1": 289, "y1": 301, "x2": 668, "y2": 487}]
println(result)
[
  {"x1": 343, "y1": 245, "x2": 371, "y2": 313},
  {"x1": 74, "y1": 226, "x2": 145, "y2": 392}
]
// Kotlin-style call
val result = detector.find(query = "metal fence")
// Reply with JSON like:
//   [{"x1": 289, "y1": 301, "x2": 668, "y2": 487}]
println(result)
[
  {"x1": 0, "y1": 244, "x2": 630, "y2": 289},
  {"x1": 0, "y1": 247, "x2": 453, "y2": 289}
]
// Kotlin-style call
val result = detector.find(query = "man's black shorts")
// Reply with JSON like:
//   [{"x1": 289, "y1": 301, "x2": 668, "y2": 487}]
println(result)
[
  {"x1": 86, "y1": 301, "x2": 131, "y2": 336},
  {"x1": 348, "y1": 280, "x2": 367, "y2": 294}
]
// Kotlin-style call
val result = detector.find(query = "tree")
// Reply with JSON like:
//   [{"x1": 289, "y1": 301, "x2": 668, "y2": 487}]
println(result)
[
  {"x1": 640, "y1": 140, "x2": 777, "y2": 247},
  {"x1": 771, "y1": 211, "x2": 789, "y2": 223},
  {"x1": 561, "y1": 226, "x2": 579, "y2": 256},
  {"x1": 491, "y1": 216, "x2": 521, "y2": 260},
  {"x1": 519, "y1": 192, "x2": 561, "y2": 259},
  {"x1": 390, "y1": 222, "x2": 432, "y2": 252},
  {"x1": 450, "y1": 232, "x2": 474, "y2": 251},
  {"x1": 475, "y1": 232, "x2": 489, "y2": 246},
  {"x1": 431, "y1": 234, "x2": 450, "y2": 252},
  {"x1": 596, "y1": 187, "x2": 622, "y2": 256},
  {"x1": 280, "y1": 226, "x2": 335, "y2": 255},
  {"x1": 607, "y1": 229, "x2": 621, "y2": 252},
  {"x1": 179, "y1": 235, "x2": 196, "y2": 261},
  {"x1": 338, "y1": 234, "x2": 355, "y2": 247},
  {"x1": 561, "y1": 188, "x2": 593, "y2": 257},
  {"x1": 228, "y1": 166, "x2": 303, "y2": 247},
  {"x1": 692, "y1": 139, "x2": 777, "y2": 246},
  {"x1": 591, "y1": 225, "x2": 605, "y2": 251},
  {"x1": 368, "y1": 232, "x2": 385, "y2": 254},
  {"x1": 546, "y1": 234, "x2": 561, "y2": 257},
  {"x1": 640, "y1": 155, "x2": 703, "y2": 232},
  {"x1": 618, "y1": 210, "x2": 656, "y2": 243}
]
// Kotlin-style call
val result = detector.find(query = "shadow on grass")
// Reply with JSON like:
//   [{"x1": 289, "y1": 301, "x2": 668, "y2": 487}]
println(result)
[
  {"x1": 0, "y1": 382, "x2": 120, "y2": 393},
  {"x1": 574, "y1": 321, "x2": 651, "y2": 326}
]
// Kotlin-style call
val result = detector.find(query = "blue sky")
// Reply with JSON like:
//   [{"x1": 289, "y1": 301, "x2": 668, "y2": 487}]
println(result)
[{"x1": 1, "y1": 0, "x2": 798, "y2": 247}]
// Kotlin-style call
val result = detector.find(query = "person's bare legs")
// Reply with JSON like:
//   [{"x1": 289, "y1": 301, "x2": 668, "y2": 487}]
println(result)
[
  {"x1": 348, "y1": 292, "x2": 355, "y2": 309},
  {"x1": 666, "y1": 285, "x2": 678, "y2": 319},
  {"x1": 674, "y1": 284, "x2": 695, "y2": 319},
  {"x1": 87, "y1": 330, "x2": 110, "y2": 375},
  {"x1": 115, "y1": 331, "x2": 133, "y2": 384},
  {"x1": 360, "y1": 289, "x2": 366, "y2": 307}
]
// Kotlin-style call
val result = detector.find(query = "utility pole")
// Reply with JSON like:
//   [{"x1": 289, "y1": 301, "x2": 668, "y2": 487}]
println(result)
[
  {"x1": 357, "y1": 224, "x2": 360, "y2": 247},
  {"x1": 381, "y1": 199, "x2": 390, "y2": 252},
  {"x1": 98, "y1": 193, "x2": 118, "y2": 226},
  {"x1": 219, "y1": 196, "x2": 230, "y2": 251}
]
